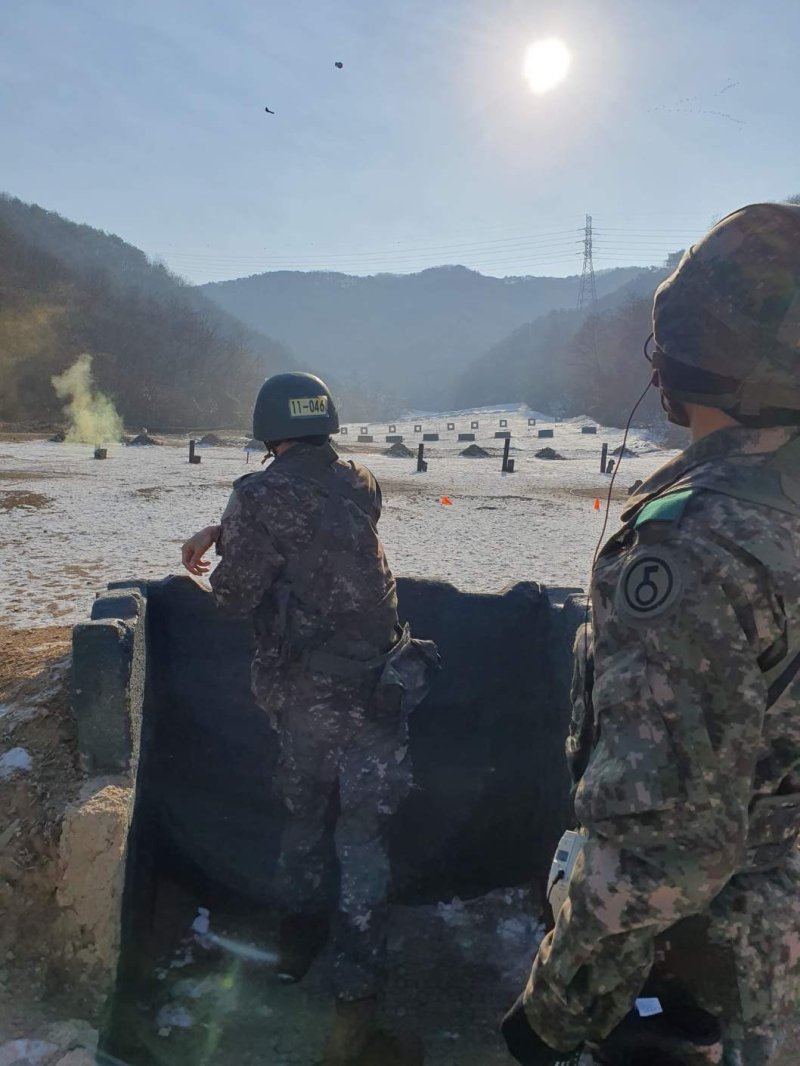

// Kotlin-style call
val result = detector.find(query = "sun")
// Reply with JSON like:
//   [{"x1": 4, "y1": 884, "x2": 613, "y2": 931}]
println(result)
[{"x1": 523, "y1": 39, "x2": 571, "y2": 95}]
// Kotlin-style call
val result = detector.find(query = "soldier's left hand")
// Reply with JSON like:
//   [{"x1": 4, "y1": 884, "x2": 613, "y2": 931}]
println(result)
[{"x1": 502, "y1": 995, "x2": 583, "y2": 1065}]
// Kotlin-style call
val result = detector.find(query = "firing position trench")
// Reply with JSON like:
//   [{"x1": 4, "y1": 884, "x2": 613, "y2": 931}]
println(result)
[{"x1": 66, "y1": 575, "x2": 583, "y2": 1061}]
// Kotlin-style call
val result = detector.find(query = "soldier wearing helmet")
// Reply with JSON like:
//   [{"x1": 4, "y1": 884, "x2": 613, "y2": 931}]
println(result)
[
  {"x1": 504, "y1": 204, "x2": 800, "y2": 1066},
  {"x1": 182, "y1": 372, "x2": 437, "y2": 1066}
]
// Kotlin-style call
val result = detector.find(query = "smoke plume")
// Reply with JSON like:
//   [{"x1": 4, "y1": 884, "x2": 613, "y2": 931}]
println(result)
[{"x1": 51, "y1": 354, "x2": 124, "y2": 444}]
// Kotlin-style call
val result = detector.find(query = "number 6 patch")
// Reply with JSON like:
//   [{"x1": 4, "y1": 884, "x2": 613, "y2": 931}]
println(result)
[{"x1": 616, "y1": 548, "x2": 683, "y2": 621}]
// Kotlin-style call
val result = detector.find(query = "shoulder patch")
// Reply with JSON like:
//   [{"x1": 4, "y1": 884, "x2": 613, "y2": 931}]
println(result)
[
  {"x1": 615, "y1": 546, "x2": 684, "y2": 622},
  {"x1": 634, "y1": 488, "x2": 694, "y2": 528}
]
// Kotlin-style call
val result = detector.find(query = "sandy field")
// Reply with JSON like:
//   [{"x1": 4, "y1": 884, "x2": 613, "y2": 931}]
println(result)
[{"x1": 0, "y1": 405, "x2": 675, "y2": 630}]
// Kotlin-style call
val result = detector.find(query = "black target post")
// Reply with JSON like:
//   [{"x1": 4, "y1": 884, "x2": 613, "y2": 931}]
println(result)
[
  {"x1": 600, "y1": 442, "x2": 608, "y2": 474},
  {"x1": 501, "y1": 436, "x2": 515, "y2": 473},
  {"x1": 416, "y1": 443, "x2": 428, "y2": 473}
]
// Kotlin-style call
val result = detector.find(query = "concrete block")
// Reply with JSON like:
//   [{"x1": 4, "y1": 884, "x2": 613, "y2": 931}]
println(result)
[
  {"x1": 72, "y1": 615, "x2": 144, "y2": 775},
  {"x1": 58, "y1": 779, "x2": 134, "y2": 1006},
  {"x1": 357, "y1": 435, "x2": 374, "y2": 443},
  {"x1": 458, "y1": 433, "x2": 475, "y2": 442},
  {"x1": 538, "y1": 429, "x2": 554, "y2": 439},
  {"x1": 494, "y1": 431, "x2": 511, "y2": 439},
  {"x1": 422, "y1": 433, "x2": 439, "y2": 441},
  {"x1": 581, "y1": 425, "x2": 598, "y2": 434},
  {"x1": 91, "y1": 589, "x2": 144, "y2": 622},
  {"x1": 385, "y1": 435, "x2": 404, "y2": 443}
]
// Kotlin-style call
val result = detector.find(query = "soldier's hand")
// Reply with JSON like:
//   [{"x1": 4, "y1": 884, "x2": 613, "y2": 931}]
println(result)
[
  {"x1": 502, "y1": 995, "x2": 583, "y2": 1065},
  {"x1": 181, "y1": 525, "x2": 220, "y2": 576}
]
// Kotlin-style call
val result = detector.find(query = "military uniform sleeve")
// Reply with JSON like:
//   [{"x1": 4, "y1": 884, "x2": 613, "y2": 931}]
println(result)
[
  {"x1": 209, "y1": 482, "x2": 286, "y2": 614},
  {"x1": 523, "y1": 532, "x2": 782, "y2": 1050}
]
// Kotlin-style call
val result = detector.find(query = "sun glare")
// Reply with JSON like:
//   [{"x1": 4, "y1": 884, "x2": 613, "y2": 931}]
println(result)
[{"x1": 523, "y1": 39, "x2": 571, "y2": 95}]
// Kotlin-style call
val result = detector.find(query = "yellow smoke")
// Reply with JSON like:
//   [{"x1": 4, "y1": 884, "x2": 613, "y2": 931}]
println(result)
[{"x1": 51, "y1": 354, "x2": 124, "y2": 444}]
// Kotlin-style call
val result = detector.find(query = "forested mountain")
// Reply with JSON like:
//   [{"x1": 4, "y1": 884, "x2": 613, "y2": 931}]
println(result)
[
  {"x1": 0, "y1": 196, "x2": 294, "y2": 429},
  {"x1": 200, "y1": 263, "x2": 649, "y2": 411},
  {"x1": 454, "y1": 261, "x2": 681, "y2": 427},
  {"x1": 0, "y1": 193, "x2": 688, "y2": 430}
]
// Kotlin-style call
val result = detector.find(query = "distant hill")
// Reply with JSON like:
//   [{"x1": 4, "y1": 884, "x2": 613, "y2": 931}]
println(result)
[
  {"x1": 0, "y1": 195, "x2": 294, "y2": 429},
  {"x1": 453, "y1": 265, "x2": 672, "y2": 419},
  {"x1": 199, "y1": 264, "x2": 650, "y2": 410}
]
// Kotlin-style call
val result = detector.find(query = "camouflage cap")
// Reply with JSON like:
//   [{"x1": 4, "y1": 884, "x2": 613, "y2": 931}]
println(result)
[
  {"x1": 653, "y1": 202, "x2": 800, "y2": 416},
  {"x1": 252, "y1": 371, "x2": 340, "y2": 441}
]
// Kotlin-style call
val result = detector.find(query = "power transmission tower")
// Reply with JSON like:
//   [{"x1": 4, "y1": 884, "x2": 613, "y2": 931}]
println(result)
[
  {"x1": 577, "y1": 214, "x2": 597, "y2": 311},
  {"x1": 577, "y1": 213, "x2": 601, "y2": 410}
]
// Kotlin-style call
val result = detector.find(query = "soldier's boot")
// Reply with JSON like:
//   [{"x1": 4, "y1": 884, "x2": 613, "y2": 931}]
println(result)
[
  {"x1": 323, "y1": 999, "x2": 424, "y2": 1066},
  {"x1": 276, "y1": 911, "x2": 329, "y2": 984},
  {"x1": 323, "y1": 998, "x2": 376, "y2": 1065}
]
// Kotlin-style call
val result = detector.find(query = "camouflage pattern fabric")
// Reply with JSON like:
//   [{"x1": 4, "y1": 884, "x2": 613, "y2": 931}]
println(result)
[
  {"x1": 522, "y1": 427, "x2": 800, "y2": 1063},
  {"x1": 267, "y1": 666, "x2": 412, "y2": 1000},
  {"x1": 210, "y1": 441, "x2": 399, "y2": 683},
  {"x1": 209, "y1": 441, "x2": 408, "y2": 999}
]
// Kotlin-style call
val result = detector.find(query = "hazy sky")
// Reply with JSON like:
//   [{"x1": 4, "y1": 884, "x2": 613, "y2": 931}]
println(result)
[{"x1": 2, "y1": 0, "x2": 798, "y2": 283}]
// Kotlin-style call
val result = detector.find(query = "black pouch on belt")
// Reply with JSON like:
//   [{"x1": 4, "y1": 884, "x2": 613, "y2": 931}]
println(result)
[{"x1": 374, "y1": 623, "x2": 441, "y2": 717}]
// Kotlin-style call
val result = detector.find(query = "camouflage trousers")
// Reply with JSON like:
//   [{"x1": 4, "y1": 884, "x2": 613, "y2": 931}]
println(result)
[{"x1": 263, "y1": 667, "x2": 412, "y2": 1001}]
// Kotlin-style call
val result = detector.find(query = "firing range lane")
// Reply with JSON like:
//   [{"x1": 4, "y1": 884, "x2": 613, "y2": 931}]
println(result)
[{"x1": 0, "y1": 424, "x2": 675, "y2": 628}]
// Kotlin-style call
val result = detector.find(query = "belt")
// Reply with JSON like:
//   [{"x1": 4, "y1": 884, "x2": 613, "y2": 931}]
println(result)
[{"x1": 300, "y1": 624, "x2": 412, "y2": 680}]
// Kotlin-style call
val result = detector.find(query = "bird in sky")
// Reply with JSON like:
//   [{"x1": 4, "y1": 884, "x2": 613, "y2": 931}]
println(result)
[
  {"x1": 264, "y1": 106, "x2": 275, "y2": 114},
  {"x1": 335, "y1": 61, "x2": 343, "y2": 69}
]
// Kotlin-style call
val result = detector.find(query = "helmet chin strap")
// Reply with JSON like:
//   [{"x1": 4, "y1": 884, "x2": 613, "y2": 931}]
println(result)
[
  {"x1": 645, "y1": 335, "x2": 693, "y2": 428},
  {"x1": 660, "y1": 389, "x2": 692, "y2": 428}
]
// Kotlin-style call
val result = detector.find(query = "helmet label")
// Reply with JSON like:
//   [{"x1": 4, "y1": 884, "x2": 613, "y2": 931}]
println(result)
[{"x1": 289, "y1": 395, "x2": 329, "y2": 418}]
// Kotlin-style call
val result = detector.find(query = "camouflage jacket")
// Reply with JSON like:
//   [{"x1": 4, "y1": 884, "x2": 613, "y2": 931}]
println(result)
[
  {"x1": 209, "y1": 442, "x2": 400, "y2": 696},
  {"x1": 524, "y1": 426, "x2": 800, "y2": 1050}
]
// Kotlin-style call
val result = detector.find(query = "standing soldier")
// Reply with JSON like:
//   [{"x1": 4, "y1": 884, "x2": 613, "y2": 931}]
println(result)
[
  {"x1": 503, "y1": 203, "x2": 800, "y2": 1066},
  {"x1": 182, "y1": 372, "x2": 438, "y2": 1066}
]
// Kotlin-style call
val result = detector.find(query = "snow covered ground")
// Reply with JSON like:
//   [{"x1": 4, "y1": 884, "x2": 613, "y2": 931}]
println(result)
[{"x1": 0, "y1": 405, "x2": 677, "y2": 629}]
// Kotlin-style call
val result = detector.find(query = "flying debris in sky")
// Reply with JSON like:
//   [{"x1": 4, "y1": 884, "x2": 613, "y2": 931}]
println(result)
[
  {"x1": 335, "y1": 61, "x2": 343, "y2": 69},
  {"x1": 264, "y1": 106, "x2": 275, "y2": 114},
  {"x1": 649, "y1": 80, "x2": 744, "y2": 125}
]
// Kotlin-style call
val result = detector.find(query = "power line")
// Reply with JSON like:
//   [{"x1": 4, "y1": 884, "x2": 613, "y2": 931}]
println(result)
[{"x1": 147, "y1": 228, "x2": 584, "y2": 266}]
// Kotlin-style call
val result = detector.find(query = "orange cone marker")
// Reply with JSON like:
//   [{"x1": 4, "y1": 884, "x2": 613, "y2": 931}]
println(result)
[
  {"x1": 593, "y1": 497, "x2": 601, "y2": 511},
  {"x1": 440, "y1": 496, "x2": 453, "y2": 506}
]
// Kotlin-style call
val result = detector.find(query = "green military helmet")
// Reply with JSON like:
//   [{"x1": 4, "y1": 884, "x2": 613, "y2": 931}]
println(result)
[
  {"x1": 252, "y1": 372, "x2": 340, "y2": 441},
  {"x1": 652, "y1": 202, "x2": 800, "y2": 420}
]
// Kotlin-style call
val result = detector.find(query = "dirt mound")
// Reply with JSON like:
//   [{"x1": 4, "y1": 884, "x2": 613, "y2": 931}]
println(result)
[
  {"x1": 1, "y1": 490, "x2": 51, "y2": 511},
  {"x1": 126, "y1": 434, "x2": 162, "y2": 447},
  {"x1": 244, "y1": 438, "x2": 267, "y2": 452},
  {"x1": 460, "y1": 444, "x2": 490, "y2": 458},
  {"x1": 384, "y1": 442, "x2": 414, "y2": 458},
  {"x1": 198, "y1": 433, "x2": 228, "y2": 447},
  {"x1": 612, "y1": 445, "x2": 638, "y2": 458},
  {"x1": 49, "y1": 431, "x2": 66, "y2": 443},
  {"x1": 535, "y1": 447, "x2": 566, "y2": 460}
]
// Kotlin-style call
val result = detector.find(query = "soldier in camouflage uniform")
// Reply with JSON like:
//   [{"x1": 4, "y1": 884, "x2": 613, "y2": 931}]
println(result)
[
  {"x1": 503, "y1": 203, "x2": 800, "y2": 1066},
  {"x1": 182, "y1": 372, "x2": 438, "y2": 1065}
]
